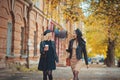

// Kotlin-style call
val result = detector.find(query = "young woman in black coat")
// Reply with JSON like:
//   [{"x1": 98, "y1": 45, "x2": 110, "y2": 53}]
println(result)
[{"x1": 38, "y1": 30, "x2": 58, "y2": 80}]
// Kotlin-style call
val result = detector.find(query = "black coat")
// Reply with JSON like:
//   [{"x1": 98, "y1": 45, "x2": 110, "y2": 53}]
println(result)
[
  {"x1": 38, "y1": 40, "x2": 58, "y2": 71},
  {"x1": 66, "y1": 39, "x2": 88, "y2": 65}
]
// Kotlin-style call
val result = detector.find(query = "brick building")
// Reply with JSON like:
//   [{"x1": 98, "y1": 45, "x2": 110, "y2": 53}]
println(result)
[
  {"x1": 0, "y1": 0, "x2": 84, "y2": 69},
  {"x1": 0, "y1": 0, "x2": 70, "y2": 68}
]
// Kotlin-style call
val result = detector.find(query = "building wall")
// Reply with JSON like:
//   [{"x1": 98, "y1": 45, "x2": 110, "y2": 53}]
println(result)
[
  {"x1": 14, "y1": 1, "x2": 24, "y2": 56},
  {"x1": 0, "y1": 0, "x2": 69, "y2": 68},
  {"x1": 0, "y1": 0, "x2": 45, "y2": 68},
  {"x1": 0, "y1": 0, "x2": 12, "y2": 68}
]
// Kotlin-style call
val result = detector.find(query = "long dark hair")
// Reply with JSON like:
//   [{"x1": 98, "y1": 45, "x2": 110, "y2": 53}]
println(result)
[{"x1": 75, "y1": 29, "x2": 86, "y2": 45}]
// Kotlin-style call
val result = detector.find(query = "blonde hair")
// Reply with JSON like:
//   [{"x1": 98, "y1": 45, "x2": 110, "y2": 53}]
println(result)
[{"x1": 41, "y1": 32, "x2": 54, "y2": 41}]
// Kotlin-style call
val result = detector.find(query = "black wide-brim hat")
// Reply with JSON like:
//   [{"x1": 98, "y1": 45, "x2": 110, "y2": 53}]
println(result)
[
  {"x1": 43, "y1": 30, "x2": 52, "y2": 36},
  {"x1": 75, "y1": 28, "x2": 82, "y2": 37}
]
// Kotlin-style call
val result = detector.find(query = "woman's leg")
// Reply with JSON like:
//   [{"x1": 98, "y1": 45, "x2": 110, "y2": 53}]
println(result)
[
  {"x1": 71, "y1": 67, "x2": 76, "y2": 80},
  {"x1": 73, "y1": 71, "x2": 75, "y2": 80},
  {"x1": 43, "y1": 71, "x2": 47, "y2": 80},
  {"x1": 48, "y1": 70, "x2": 53, "y2": 80},
  {"x1": 74, "y1": 71, "x2": 79, "y2": 80}
]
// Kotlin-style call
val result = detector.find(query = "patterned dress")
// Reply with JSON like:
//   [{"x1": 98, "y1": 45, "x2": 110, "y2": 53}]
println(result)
[{"x1": 70, "y1": 40, "x2": 83, "y2": 72}]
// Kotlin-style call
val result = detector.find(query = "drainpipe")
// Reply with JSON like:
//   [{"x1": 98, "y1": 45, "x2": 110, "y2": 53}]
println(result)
[{"x1": 10, "y1": 0, "x2": 15, "y2": 56}]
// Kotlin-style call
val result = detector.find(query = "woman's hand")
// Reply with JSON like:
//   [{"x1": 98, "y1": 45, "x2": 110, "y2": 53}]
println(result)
[
  {"x1": 44, "y1": 47, "x2": 48, "y2": 51},
  {"x1": 44, "y1": 45, "x2": 49, "y2": 51}
]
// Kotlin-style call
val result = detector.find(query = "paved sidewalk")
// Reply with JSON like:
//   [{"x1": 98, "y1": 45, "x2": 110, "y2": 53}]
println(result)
[{"x1": 0, "y1": 66, "x2": 120, "y2": 80}]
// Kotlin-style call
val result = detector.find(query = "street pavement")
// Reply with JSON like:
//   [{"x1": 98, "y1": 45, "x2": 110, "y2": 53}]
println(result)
[{"x1": 0, "y1": 64, "x2": 120, "y2": 80}]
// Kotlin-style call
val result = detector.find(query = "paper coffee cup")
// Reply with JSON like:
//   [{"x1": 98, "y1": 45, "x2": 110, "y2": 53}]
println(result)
[
  {"x1": 45, "y1": 45, "x2": 49, "y2": 50},
  {"x1": 45, "y1": 45, "x2": 49, "y2": 47}
]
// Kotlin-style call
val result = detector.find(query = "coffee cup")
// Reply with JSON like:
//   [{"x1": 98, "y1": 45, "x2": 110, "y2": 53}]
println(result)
[{"x1": 45, "y1": 45, "x2": 49, "y2": 51}]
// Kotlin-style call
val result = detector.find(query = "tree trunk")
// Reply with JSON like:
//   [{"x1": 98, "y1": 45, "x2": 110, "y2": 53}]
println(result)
[{"x1": 106, "y1": 38, "x2": 116, "y2": 67}]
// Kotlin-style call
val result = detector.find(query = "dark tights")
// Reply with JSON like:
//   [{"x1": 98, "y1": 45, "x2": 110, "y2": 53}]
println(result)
[
  {"x1": 73, "y1": 70, "x2": 79, "y2": 80},
  {"x1": 43, "y1": 70, "x2": 53, "y2": 80}
]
